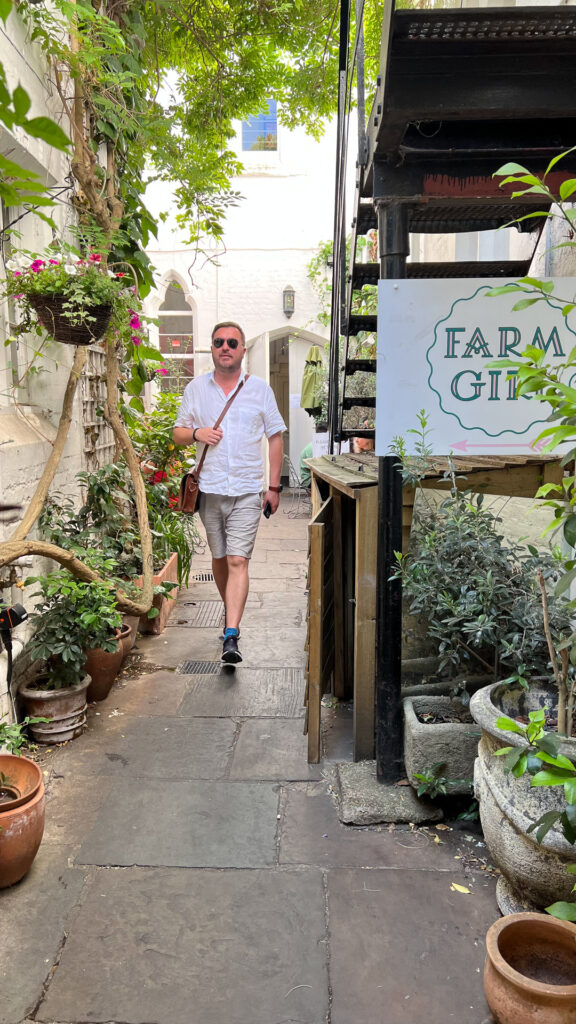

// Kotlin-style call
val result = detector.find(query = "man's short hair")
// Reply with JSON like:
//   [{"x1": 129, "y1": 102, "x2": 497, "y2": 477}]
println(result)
[{"x1": 211, "y1": 321, "x2": 246, "y2": 345}]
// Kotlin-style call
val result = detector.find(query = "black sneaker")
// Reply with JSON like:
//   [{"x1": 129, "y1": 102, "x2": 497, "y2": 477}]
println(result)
[{"x1": 221, "y1": 633, "x2": 242, "y2": 664}]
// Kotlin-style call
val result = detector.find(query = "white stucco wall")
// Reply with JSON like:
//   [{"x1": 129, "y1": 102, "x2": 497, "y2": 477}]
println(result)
[
  {"x1": 144, "y1": 116, "x2": 335, "y2": 471},
  {"x1": 0, "y1": 12, "x2": 85, "y2": 716}
]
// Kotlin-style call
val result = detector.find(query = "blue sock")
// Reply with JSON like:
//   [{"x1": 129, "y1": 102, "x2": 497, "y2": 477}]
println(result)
[{"x1": 224, "y1": 627, "x2": 239, "y2": 638}]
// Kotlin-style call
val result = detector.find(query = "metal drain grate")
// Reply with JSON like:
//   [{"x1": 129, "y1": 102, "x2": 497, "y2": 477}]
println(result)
[
  {"x1": 177, "y1": 660, "x2": 221, "y2": 675},
  {"x1": 186, "y1": 601, "x2": 224, "y2": 628},
  {"x1": 191, "y1": 571, "x2": 215, "y2": 582}
]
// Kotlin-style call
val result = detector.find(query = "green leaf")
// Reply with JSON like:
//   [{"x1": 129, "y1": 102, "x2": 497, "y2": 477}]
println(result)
[
  {"x1": 544, "y1": 146, "x2": 576, "y2": 177},
  {"x1": 0, "y1": 0, "x2": 12, "y2": 22},
  {"x1": 546, "y1": 902, "x2": 576, "y2": 922},
  {"x1": 12, "y1": 84, "x2": 31, "y2": 120},
  {"x1": 527, "y1": 810, "x2": 562, "y2": 843},
  {"x1": 23, "y1": 117, "x2": 70, "y2": 151},
  {"x1": 562, "y1": 304, "x2": 576, "y2": 317},
  {"x1": 512, "y1": 298, "x2": 543, "y2": 311},
  {"x1": 555, "y1": 567, "x2": 576, "y2": 598},
  {"x1": 564, "y1": 515, "x2": 576, "y2": 549},
  {"x1": 531, "y1": 769, "x2": 575, "y2": 787},
  {"x1": 565, "y1": 778, "x2": 576, "y2": 805},
  {"x1": 559, "y1": 179, "x2": 576, "y2": 202},
  {"x1": 494, "y1": 162, "x2": 530, "y2": 177},
  {"x1": 495, "y1": 715, "x2": 525, "y2": 736}
]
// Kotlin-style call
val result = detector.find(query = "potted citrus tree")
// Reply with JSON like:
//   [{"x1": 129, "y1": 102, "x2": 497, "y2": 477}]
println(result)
[{"x1": 20, "y1": 569, "x2": 124, "y2": 736}]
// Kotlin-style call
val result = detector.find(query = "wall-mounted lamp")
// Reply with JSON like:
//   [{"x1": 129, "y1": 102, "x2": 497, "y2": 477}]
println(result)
[{"x1": 283, "y1": 284, "x2": 295, "y2": 319}]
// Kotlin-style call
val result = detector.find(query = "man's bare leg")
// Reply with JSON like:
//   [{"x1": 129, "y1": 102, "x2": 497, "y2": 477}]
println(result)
[
  {"x1": 212, "y1": 556, "x2": 228, "y2": 604},
  {"x1": 224, "y1": 554, "x2": 249, "y2": 630}
]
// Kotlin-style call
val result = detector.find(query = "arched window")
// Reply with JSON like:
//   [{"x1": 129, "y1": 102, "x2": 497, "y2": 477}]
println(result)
[{"x1": 158, "y1": 281, "x2": 194, "y2": 393}]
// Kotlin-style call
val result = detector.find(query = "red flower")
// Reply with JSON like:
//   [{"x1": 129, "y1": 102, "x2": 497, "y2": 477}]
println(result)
[
  {"x1": 131, "y1": 335, "x2": 142, "y2": 346},
  {"x1": 89, "y1": 252, "x2": 101, "y2": 263},
  {"x1": 30, "y1": 260, "x2": 45, "y2": 272}
]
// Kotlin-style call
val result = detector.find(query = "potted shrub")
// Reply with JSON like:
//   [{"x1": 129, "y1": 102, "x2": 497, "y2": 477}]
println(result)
[
  {"x1": 395, "y1": 486, "x2": 571, "y2": 694},
  {"x1": 20, "y1": 570, "x2": 123, "y2": 735},
  {"x1": 0, "y1": 716, "x2": 47, "y2": 888},
  {"x1": 2, "y1": 244, "x2": 125, "y2": 346}
]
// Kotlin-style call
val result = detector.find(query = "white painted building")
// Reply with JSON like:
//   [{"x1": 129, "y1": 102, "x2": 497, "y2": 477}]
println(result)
[
  {"x1": 144, "y1": 105, "x2": 335, "y2": 478},
  {"x1": 0, "y1": 11, "x2": 91, "y2": 716}
]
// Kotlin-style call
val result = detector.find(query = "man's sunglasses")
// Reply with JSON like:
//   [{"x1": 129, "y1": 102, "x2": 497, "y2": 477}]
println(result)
[{"x1": 212, "y1": 336, "x2": 240, "y2": 349}]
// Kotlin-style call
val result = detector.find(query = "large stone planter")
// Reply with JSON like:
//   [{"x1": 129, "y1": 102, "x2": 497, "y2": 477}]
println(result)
[
  {"x1": 137, "y1": 552, "x2": 179, "y2": 636},
  {"x1": 403, "y1": 695, "x2": 480, "y2": 795},
  {"x1": 470, "y1": 680, "x2": 576, "y2": 912}
]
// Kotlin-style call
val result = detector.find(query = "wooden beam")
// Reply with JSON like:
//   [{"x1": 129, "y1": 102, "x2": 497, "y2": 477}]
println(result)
[{"x1": 353, "y1": 485, "x2": 378, "y2": 761}]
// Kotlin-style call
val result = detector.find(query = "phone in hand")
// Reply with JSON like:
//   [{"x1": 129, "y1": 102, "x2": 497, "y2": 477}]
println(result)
[{"x1": 263, "y1": 501, "x2": 272, "y2": 519}]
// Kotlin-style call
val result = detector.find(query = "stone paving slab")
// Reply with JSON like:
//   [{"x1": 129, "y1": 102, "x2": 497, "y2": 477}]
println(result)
[
  {"x1": 179, "y1": 667, "x2": 305, "y2": 718},
  {"x1": 77, "y1": 779, "x2": 280, "y2": 868},
  {"x1": 140, "y1": 628, "x2": 221, "y2": 666},
  {"x1": 47, "y1": 716, "x2": 236, "y2": 780},
  {"x1": 0, "y1": 847, "x2": 86, "y2": 1024},
  {"x1": 279, "y1": 782, "x2": 466, "y2": 869},
  {"x1": 111, "y1": 668, "x2": 188, "y2": 716},
  {"x1": 328, "y1": 867, "x2": 496, "y2": 1024},
  {"x1": 43, "y1": 772, "x2": 114, "y2": 847},
  {"x1": 230, "y1": 718, "x2": 322, "y2": 781},
  {"x1": 233, "y1": 628, "x2": 306, "y2": 667},
  {"x1": 38, "y1": 867, "x2": 327, "y2": 1024}
]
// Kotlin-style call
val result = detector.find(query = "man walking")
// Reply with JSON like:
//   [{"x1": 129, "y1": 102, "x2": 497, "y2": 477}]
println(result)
[{"x1": 173, "y1": 322, "x2": 286, "y2": 664}]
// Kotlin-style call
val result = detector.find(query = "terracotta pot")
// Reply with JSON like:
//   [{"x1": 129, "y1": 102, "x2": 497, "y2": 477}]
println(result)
[
  {"x1": 85, "y1": 631, "x2": 123, "y2": 702},
  {"x1": 484, "y1": 912, "x2": 576, "y2": 1024},
  {"x1": 137, "y1": 551, "x2": 179, "y2": 636},
  {"x1": 0, "y1": 755, "x2": 45, "y2": 888},
  {"x1": 470, "y1": 680, "x2": 576, "y2": 912},
  {"x1": 19, "y1": 675, "x2": 90, "y2": 743},
  {"x1": 118, "y1": 622, "x2": 132, "y2": 660},
  {"x1": 121, "y1": 615, "x2": 139, "y2": 652}
]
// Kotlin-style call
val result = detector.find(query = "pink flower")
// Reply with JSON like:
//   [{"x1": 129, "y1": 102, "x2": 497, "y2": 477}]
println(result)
[
  {"x1": 15, "y1": 293, "x2": 23, "y2": 299},
  {"x1": 131, "y1": 335, "x2": 142, "y2": 346},
  {"x1": 129, "y1": 313, "x2": 141, "y2": 330},
  {"x1": 13, "y1": 271, "x2": 21, "y2": 277},
  {"x1": 48, "y1": 259, "x2": 59, "y2": 265},
  {"x1": 30, "y1": 260, "x2": 45, "y2": 272},
  {"x1": 156, "y1": 366, "x2": 168, "y2": 376},
  {"x1": 88, "y1": 252, "x2": 101, "y2": 263}
]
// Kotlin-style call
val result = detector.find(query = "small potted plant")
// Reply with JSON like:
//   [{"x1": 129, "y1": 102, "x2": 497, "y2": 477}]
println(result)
[
  {"x1": 2, "y1": 244, "x2": 126, "y2": 346},
  {"x1": 20, "y1": 570, "x2": 123, "y2": 738}
]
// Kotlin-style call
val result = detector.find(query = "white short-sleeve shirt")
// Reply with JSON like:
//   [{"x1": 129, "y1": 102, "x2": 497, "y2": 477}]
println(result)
[{"x1": 175, "y1": 371, "x2": 286, "y2": 495}]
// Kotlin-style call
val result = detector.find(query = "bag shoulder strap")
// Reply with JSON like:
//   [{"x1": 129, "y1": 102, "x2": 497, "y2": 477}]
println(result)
[{"x1": 195, "y1": 374, "x2": 250, "y2": 476}]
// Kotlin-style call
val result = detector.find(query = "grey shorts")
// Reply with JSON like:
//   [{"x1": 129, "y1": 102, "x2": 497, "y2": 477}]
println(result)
[{"x1": 199, "y1": 492, "x2": 262, "y2": 559}]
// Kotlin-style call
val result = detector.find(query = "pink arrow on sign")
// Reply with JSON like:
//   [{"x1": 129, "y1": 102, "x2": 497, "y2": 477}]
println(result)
[{"x1": 451, "y1": 438, "x2": 548, "y2": 453}]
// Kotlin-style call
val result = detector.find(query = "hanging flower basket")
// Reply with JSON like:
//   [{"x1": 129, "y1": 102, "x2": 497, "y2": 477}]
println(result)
[{"x1": 28, "y1": 295, "x2": 113, "y2": 346}]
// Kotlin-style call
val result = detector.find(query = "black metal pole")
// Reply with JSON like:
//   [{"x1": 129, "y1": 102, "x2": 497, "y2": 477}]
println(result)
[{"x1": 376, "y1": 201, "x2": 409, "y2": 782}]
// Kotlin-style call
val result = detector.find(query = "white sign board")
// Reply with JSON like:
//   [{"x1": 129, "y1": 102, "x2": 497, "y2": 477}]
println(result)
[{"x1": 376, "y1": 279, "x2": 576, "y2": 456}]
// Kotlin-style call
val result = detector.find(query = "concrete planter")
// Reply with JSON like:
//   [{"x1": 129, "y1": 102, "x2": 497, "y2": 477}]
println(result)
[
  {"x1": 137, "y1": 552, "x2": 179, "y2": 636},
  {"x1": 470, "y1": 681, "x2": 576, "y2": 913},
  {"x1": 403, "y1": 695, "x2": 480, "y2": 795}
]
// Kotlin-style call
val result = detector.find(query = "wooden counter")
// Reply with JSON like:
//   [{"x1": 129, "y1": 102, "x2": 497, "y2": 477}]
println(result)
[{"x1": 304, "y1": 451, "x2": 563, "y2": 763}]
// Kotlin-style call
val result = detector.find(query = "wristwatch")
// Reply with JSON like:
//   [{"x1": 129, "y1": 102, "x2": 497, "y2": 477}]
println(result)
[{"x1": 269, "y1": 485, "x2": 283, "y2": 493}]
